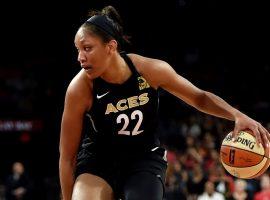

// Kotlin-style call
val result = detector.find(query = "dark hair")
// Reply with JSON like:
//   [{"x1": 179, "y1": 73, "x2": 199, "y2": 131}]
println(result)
[{"x1": 81, "y1": 6, "x2": 130, "y2": 51}]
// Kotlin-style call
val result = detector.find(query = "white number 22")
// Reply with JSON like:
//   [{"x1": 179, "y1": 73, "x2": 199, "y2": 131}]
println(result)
[{"x1": 116, "y1": 110, "x2": 144, "y2": 135}]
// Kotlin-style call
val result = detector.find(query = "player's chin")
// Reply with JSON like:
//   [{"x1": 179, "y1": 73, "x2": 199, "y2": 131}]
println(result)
[{"x1": 84, "y1": 70, "x2": 100, "y2": 80}]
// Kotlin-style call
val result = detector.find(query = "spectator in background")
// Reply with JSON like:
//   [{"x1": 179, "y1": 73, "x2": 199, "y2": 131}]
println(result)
[
  {"x1": 5, "y1": 162, "x2": 31, "y2": 200},
  {"x1": 0, "y1": 183, "x2": 6, "y2": 200},
  {"x1": 209, "y1": 164, "x2": 234, "y2": 198},
  {"x1": 254, "y1": 173, "x2": 270, "y2": 200},
  {"x1": 198, "y1": 181, "x2": 225, "y2": 200},
  {"x1": 187, "y1": 163, "x2": 207, "y2": 199},
  {"x1": 229, "y1": 179, "x2": 250, "y2": 200},
  {"x1": 164, "y1": 161, "x2": 188, "y2": 200}
]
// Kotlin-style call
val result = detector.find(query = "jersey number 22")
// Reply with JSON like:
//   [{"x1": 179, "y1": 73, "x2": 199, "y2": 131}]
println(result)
[{"x1": 116, "y1": 110, "x2": 144, "y2": 135}]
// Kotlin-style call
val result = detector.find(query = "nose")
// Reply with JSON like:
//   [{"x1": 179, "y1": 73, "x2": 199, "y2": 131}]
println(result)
[{"x1": 77, "y1": 51, "x2": 86, "y2": 63}]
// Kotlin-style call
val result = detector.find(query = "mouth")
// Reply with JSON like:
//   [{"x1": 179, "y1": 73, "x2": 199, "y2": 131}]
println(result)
[{"x1": 82, "y1": 66, "x2": 93, "y2": 71}]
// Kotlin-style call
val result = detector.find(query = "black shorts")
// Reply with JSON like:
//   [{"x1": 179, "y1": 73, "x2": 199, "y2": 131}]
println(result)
[{"x1": 75, "y1": 146, "x2": 167, "y2": 199}]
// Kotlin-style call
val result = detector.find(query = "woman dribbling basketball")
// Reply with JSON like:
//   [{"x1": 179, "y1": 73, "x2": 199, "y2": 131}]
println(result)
[{"x1": 59, "y1": 5, "x2": 270, "y2": 200}]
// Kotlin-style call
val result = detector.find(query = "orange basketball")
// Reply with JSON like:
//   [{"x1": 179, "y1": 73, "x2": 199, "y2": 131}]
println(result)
[{"x1": 220, "y1": 130, "x2": 270, "y2": 179}]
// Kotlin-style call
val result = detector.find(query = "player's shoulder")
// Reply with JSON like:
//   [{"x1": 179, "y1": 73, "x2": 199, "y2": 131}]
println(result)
[
  {"x1": 127, "y1": 53, "x2": 171, "y2": 75},
  {"x1": 128, "y1": 53, "x2": 170, "y2": 74},
  {"x1": 66, "y1": 69, "x2": 92, "y2": 97}
]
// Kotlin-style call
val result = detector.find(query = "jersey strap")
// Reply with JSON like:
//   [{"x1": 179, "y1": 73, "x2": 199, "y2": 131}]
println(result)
[{"x1": 120, "y1": 52, "x2": 140, "y2": 76}]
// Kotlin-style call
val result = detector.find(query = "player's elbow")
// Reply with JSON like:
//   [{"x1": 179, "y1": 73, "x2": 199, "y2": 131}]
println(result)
[
  {"x1": 59, "y1": 151, "x2": 77, "y2": 168},
  {"x1": 192, "y1": 90, "x2": 208, "y2": 111}
]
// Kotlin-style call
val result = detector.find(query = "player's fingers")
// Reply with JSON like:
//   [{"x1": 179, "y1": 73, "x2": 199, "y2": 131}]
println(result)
[
  {"x1": 262, "y1": 132, "x2": 269, "y2": 149},
  {"x1": 261, "y1": 126, "x2": 270, "y2": 142},
  {"x1": 232, "y1": 128, "x2": 240, "y2": 142},
  {"x1": 259, "y1": 126, "x2": 270, "y2": 148},
  {"x1": 252, "y1": 127, "x2": 262, "y2": 147}
]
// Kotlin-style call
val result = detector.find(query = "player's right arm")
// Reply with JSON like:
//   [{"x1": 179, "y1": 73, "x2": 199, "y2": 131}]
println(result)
[
  {"x1": 59, "y1": 70, "x2": 92, "y2": 200},
  {"x1": 129, "y1": 53, "x2": 270, "y2": 146}
]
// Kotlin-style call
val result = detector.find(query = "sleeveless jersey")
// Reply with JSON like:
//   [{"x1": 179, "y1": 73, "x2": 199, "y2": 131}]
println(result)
[{"x1": 80, "y1": 53, "x2": 160, "y2": 156}]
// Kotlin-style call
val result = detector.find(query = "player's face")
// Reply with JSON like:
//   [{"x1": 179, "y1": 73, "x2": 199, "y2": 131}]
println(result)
[{"x1": 74, "y1": 28, "x2": 112, "y2": 79}]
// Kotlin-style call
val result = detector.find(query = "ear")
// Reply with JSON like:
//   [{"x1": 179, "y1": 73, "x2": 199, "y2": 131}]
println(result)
[{"x1": 106, "y1": 40, "x2": 118, "y2": 54}]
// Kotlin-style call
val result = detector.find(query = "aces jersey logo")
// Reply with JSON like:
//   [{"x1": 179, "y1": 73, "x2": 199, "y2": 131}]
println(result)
[{"x1": 138, "y1": 76, "x2": 150, "y2": 90}]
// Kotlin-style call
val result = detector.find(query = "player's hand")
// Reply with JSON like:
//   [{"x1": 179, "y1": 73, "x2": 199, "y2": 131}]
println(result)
[{"x1": 232, "y1": 112, "x2": 270, "y2": 148}]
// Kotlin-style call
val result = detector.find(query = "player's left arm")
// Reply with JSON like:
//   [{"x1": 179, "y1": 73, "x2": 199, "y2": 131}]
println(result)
[{"x1": 133, "y1": 54, "x2": 270, "y2": 146}]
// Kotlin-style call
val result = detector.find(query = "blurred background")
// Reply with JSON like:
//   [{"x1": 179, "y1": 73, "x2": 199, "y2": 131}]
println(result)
[{"x1": 0, "y1": 0, "x2": 269, "y2": 199}]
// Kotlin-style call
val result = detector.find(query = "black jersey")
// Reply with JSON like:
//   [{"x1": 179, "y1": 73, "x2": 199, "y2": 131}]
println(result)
[{"x1": 80, "y1": 53, "x2": 160, "y2": 156}]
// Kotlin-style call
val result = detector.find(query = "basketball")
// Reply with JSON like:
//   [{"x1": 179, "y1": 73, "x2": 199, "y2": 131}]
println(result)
[{"x1": 220, "y1": 130, "x2": 270, "y2": 179}]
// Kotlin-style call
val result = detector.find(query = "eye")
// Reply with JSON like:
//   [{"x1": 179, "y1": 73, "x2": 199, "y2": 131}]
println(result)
[{"x1": 84, "y1": 46, "x2": 92, "y2": 51}]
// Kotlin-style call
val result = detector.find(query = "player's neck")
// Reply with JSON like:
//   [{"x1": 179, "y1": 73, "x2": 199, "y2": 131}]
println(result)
[{"x1": 100, "y1": 54, "x2": 131, "y2": 84}]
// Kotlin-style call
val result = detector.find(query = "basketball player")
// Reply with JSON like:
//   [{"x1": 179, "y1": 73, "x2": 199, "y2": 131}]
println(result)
[{"x1": 59, "y1": 5, "x2": 270, "y2": 200}]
